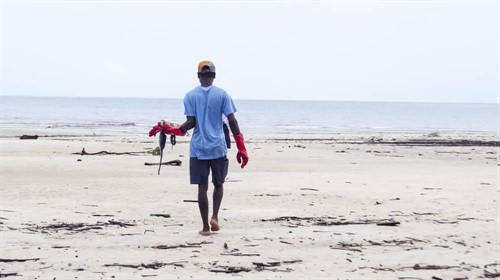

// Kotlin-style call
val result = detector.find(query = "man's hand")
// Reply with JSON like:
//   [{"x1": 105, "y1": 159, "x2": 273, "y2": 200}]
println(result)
[
  {"x1": 158, "y1": 121, "x2": 187, "y2": 136},
  {"x1": 149, "y1": 120, "x2": 186, "y2": 137},
  {"x1": 234, "y1": 133, "x2": 248, "y2": 168}
]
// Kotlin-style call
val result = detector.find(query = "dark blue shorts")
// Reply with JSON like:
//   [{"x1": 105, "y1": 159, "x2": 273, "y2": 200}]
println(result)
[{"x1": 189, "y1": 156, "x2": 228, "y2": 186}]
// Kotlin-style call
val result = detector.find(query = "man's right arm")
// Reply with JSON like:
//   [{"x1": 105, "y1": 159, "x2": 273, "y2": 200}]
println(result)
[
  {"x1": 180, "y1": 116, "x2": 196, "y2": 132},
  {"x1": 152, "y1": 116, "x2": 194, "y2": 137}
]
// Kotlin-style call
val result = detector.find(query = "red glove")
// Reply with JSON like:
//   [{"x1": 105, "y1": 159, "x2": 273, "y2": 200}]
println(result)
[
  {"x1": 234, "y1": 133, "x2": 248, "y2": 168},
  {"x1": 149, "y1": 121, "x2": 186, "y2": 137}
]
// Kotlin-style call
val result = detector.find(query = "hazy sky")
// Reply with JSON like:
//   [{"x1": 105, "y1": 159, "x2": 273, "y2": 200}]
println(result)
[{"x1": 1, "y1": 0, "x2": 498, "y2": 102}]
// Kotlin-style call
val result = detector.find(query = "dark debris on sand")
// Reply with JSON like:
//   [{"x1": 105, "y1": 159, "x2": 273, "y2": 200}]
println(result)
[{"x1": 24, "y1": 220, "x2": 135, "y2": 234}]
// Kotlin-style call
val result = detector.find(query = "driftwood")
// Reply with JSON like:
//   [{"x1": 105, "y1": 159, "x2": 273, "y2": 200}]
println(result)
[
  {"x1": 330, "y1": 243, "x2": 363, "y2": 252},
  {"x1": 107, "y1": 220, "x2": 134, "y2": 227},
  {"x1": 360, "y1": 263, "x2": 467, "y2": 273},
  {"x1": 152, "y1": 241, "x2": 212, "y2": 250},
  {"x1": 484, "y1": 262, "x2": 500, "y2": 268},
  {"x1": 26, "y1": 220, "x2": 135, "y2": 233},
  {"x1": 359, "y1": 266, "x2": 396, "y2": 272},
  {"x1": 104, "y1": 261, "x2": 186, "y2": 269},
  {"x1": 282, "y1": 260, "x2": 302, "y2": 264},
  {"x1": 144, "y1": 160, "x2": 182, "y2": 166},
  {"x1": 91, "y1": 214, "x2": 114, "y2": 217},
  {"x1": 220, "y1": 252, "x2": 260, "y2": 256},
  {"x1": 0, "y1": 272, "x2": 20, "y2": 277},
  {"x1": 20, "y1": 135, "x2": 38, "y2": 140},
  {"x1": 150, "y1": 213, "x2": 170, "y2": 218},
  {"x1": 376, "y1": 220, "x2": 400, "y2": 226},
  {"x1": 252, "y1": 261, "x2": 283, "y2": 268},
  {"x1": 484, "y1": 270, "x2": 500, "y2": 278},
  {"x1": 330, "y1": 238, "x2": 428, "y2": 253},
  {"x1": 210, "y1": 260, "x2": 302, "y2": 274},
  {"x1": 0, "y1": 258, "x2": 39, "y2": 262},
  {"x1": 209, "y1": 266, "x2": 252, "y2": 273},
  {"x1": 153, "y1": 244, "x2": 202, "y2": 250},
  {"x1": 413, "y1": 264, "x2": 460, "y2": 270},
  {"x1": 260, "y1": 216, "x2": 400, "y2": 227},
  {"x1": 258, "y1": 267, "x2": 293, "y2": 272},
  {"x1": 412, "y1": 212, "x2": 438, "y2": 216},
  {"x1": 73, "y1": 148, "x2": 146, "y2": 156},
  {"x1": 370, "y1": 139, "x2": 500, "y2": 147},
  {"x1": 430, "y1": 219, "x2": 459, "y2": 224},
  {"x1": 267, "y1": 137, "x2": 500, "y2": 147}
]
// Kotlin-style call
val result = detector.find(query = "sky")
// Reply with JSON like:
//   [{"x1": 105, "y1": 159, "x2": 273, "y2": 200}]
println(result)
[{"x1": 0, "y1": 0, "x2": 498, "y2": 103}]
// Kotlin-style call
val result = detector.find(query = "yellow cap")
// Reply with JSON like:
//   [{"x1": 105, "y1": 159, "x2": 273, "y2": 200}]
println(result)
[{"x1": 198, "y1": 60, "x2": 216, "y2": 73}]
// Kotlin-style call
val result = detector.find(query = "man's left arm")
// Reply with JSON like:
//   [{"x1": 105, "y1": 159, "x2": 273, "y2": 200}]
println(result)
[{"x1": 227, "y1": 113, "x2": 248, "y2": 168}]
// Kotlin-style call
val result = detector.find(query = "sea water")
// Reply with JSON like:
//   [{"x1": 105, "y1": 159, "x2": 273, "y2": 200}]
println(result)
[{"x1": 0, "y1": 96, "x2": 498, "y2": 136}]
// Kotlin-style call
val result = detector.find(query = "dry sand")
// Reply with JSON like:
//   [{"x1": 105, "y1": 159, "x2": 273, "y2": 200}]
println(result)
[{"x1": 0, "y1": 130, "x2": 499, "y2": 279}]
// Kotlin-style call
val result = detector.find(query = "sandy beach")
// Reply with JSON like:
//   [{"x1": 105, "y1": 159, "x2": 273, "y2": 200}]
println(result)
[{"x1": 1, "y1": 130, "x2": 499, "y2": 279}]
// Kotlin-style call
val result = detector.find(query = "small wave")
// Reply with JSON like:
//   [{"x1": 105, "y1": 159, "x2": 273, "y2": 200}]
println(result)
[
  {"x1": 93, "y1": 122, "x2": 137, "y2": 127},
  {"x1": 116, "y1": 122, "x2": 136, "y2": 127},
  {"x1": 46, "y1": 122, "x2": 136, "y2": 129}
]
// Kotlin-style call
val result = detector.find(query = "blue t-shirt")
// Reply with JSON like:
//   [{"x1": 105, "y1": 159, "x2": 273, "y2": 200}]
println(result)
[{"x1": 184, "y1": 85, "x2": 237, "y2": 160}]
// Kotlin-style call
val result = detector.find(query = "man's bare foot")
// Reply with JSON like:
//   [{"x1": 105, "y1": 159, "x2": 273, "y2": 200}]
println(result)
[
  {"x1": 199, "y1": 230, "x2": 210, "y2": 236},
  {"x1": 210, "y1": 218, "x2": 220, "y2": 231}
]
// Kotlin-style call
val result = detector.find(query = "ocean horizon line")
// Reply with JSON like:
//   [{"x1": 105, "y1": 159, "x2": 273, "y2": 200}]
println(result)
[
  {"x1": 1, "y1": 95, "x2": 498, "y2": 105},
  {"x1": 1, "y1": 95, "x2": 498, "y2": 135}
]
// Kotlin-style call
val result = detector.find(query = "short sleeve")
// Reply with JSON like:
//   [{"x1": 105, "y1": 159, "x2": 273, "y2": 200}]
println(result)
[
  {"x1": 222, "y1": 92, "x2": 237, "y2": 117},
  {"x1": 184, "y1": 93, "x2": 195, "y2": 116}
]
